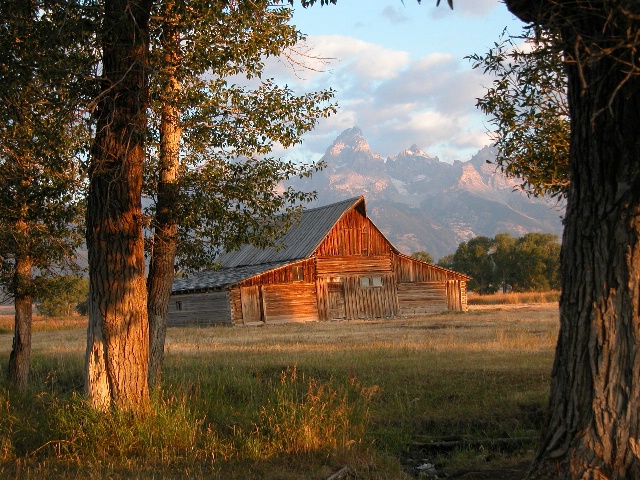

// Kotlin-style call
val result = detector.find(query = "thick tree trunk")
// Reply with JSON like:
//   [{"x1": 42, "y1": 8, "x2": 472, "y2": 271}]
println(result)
[
  {"x1": 501, "y1": 3, "x2": 640, "y2": 478},
  {"x1": 85, "y1": 0, "x2": 151, "y2": 411},
  {"x1": 7, "y1": 254, "x2": 33, "y2": 391},
  {"x1": 147, "y1": 9, "x2": 182, "y2": 389}
]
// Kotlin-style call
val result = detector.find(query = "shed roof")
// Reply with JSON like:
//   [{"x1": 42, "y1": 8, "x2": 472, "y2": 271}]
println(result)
[
  {"x1": 172, "y1": 261, "x2": 292, "y2": 294},
  {"x1": 216, "y1": 196, "x2": 366, "y2": 268}
]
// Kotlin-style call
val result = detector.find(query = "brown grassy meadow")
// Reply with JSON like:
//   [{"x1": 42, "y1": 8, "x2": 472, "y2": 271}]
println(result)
[{"x1": 0, "y1": 302, "x2": 558, "y2": 479}]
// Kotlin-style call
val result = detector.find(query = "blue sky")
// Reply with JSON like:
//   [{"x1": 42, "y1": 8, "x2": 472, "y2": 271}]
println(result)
[{"x1": 265, "y1": 0, "x2": 525, "y2": 163}]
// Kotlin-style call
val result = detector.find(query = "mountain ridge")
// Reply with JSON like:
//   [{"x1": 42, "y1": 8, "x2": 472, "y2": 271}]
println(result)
[{"x1": 289, "y1": 127, "x2": 564, "y2": 260}]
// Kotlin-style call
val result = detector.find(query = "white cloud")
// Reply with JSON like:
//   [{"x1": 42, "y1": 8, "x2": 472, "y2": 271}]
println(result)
[
  {"x1": 303, "y1": 35, "x2": 411, "y2": 81},
  {"x1": 263, "y1": 34, "x2": 495, "y2": 164}
]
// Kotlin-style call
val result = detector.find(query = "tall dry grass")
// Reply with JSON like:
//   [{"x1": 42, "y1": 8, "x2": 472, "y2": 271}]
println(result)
[
  {"x1": 0, "y1": 304, "x2": 559, "y2": 478},
  {"x1": 468, "y1": 290, "x2": 560, "y2": 305}
]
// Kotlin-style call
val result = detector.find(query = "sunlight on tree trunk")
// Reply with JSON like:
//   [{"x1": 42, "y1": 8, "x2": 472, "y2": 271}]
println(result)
[
  {"x1": 147, "y1": 3, "x2": 181, "y2": 388},
  {"x1": 85, "y1": 0, "x2": 151, "y2": 411}
]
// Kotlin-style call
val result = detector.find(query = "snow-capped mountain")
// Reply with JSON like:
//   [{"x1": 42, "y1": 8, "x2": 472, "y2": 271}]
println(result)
[{"x1": 289, "y1": 127, "x2": 564, "y2": 260}]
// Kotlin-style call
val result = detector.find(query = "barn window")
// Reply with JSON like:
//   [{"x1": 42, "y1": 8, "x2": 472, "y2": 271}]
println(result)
[
  {"x1": 360, "y1": 276, "x2": 383, "y2": 288},
  {"x1": 175, "y1": 301, "x2": 183, "y2": 311},
  {"x1": 292, "y1": 265, "x2": 304, "y2": 282}
]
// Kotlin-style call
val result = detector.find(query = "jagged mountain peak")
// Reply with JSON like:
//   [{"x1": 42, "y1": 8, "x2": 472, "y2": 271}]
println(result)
[
  {"x1": 288, "y1": 127, "x2": 564, "y2": 260},
  {"x1": 327, "y1": 126, "x2": 376, "y2": 157}
]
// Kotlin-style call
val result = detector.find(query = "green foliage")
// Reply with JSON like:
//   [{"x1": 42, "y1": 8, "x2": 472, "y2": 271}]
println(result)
[
  {"x1": 0, "y1": 0, "x2": 96, "y2": 296},
  {"x1": 453, "y1": 236, "x2": 496, "y2": 293},
  {"x1": 437, "y1": 254, "x2": 454, "y2": 269},
  {"x1": 469, "y1": 27, "x2": 569, "y2": 198},
  {"x1": 452, "y1": 233, "x2": 561, "y2": 293},
  {"x1": 510, "y1": 233, "x2": 560, "y2": 292},
  {"x1": 145, "y1": 1, "x2": 336, "y2": 270},
  {"x1": 411, "y1": 251, "x2": 434, "y2": 263},
  {"x1": 35, "y1": 275, "x2": 88, "y2": 318}
]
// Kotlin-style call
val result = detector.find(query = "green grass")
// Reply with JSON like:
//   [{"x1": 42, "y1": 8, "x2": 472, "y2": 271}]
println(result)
[{"x1": 0, "y1": 304, "x2": 558, "y2": 478}]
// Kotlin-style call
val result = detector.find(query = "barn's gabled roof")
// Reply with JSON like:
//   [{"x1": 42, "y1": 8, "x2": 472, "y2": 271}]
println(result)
[
  {"x1": 172, "y1": 197, "x2": 367, "y2": 293},
  {"x1": 216, "y1": 196, "x2": 366, "y2": 268}
]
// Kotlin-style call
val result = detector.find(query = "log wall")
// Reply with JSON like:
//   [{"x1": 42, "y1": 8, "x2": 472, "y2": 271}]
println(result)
[
  {"x1": 168, "y1": 291, "x2": 232, "y2": 326},
  {"x1": 397, "y1": 282, "x2": 449, "y2": 316}
]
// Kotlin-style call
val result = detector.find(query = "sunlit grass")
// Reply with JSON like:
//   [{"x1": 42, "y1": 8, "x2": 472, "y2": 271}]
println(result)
[
  {"x1": 0, "y1": 314, "x2": 87, "y2": 335},
  {"x1": 468, "y1": 290, "x2": 560, "y2": 305},
  {"x1": 0, "y1": 304, "x2": 558, "y2": 478}
]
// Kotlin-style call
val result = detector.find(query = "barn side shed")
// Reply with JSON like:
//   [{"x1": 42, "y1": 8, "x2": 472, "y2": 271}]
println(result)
[{"x1": 168, "y1": 196, "x2": 470, "y2": 326}]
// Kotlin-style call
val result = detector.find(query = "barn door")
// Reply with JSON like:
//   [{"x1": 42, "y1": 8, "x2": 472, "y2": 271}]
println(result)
[
  {"x1": 327, "y1": 281, "x2": 346, "y2": 320},
  {"x1": 241, "y1": 286, "x2": 263, "y2": 323}
]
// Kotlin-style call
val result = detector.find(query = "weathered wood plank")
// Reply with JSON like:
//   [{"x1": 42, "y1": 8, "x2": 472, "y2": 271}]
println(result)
[
  {"x1": 168, "y1": 291, "x2": 232, "y2": 326},
  {"x1": 261, "y1": 283, "x2": 319, "y2": 323},
  {"x1": 397, "y1": 282, "x2": 449, "y2": 316},
  {"x1": 316, "y1": 256, "x2": 392, "y2": 276}
]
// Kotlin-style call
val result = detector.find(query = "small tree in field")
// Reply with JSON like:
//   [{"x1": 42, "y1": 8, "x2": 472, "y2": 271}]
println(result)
[{"x1": 36, "y1": 275, "x2": 89, "y2": 317}]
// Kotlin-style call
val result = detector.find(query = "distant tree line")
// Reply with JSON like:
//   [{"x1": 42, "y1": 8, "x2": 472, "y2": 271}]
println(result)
[{"x1": 435, "y1": 233, "x2": 560, "y2": 294}]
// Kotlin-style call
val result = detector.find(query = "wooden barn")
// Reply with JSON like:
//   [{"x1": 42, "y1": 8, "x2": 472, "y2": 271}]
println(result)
[{"x1": 169, "y1": 196, "x2": 470, "y2": 326}]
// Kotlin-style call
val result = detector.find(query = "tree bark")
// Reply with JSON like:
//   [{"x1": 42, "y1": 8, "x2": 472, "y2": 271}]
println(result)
[
  {"x1": 7, "y1": 253, "x2": 33, "y2": 391},
  {"x1": 501, "y1": 2, "x2": 640, "y2": 478},
  {"x1": 147, "y1": 7, "x2": 182, "y2": 389},
  {"x1": 85, "y1": 0, "x2": 151, "y2": 411}
]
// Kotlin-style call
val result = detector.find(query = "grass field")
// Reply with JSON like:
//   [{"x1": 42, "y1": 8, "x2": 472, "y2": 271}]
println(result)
[{"x1": 0, "y1": 303, "x2": 558, "y2": 479}]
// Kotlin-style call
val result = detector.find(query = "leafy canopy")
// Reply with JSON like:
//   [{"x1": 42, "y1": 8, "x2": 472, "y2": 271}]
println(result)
[
  {"x1": 452, "y1": 232, "x2": 560, "y2": 293},
  {"x1": 469, "y1": 28, "x2": 569, "y2": 198},
  {"x1": 145, "y1": 0, "x2": 336, "y2": 270},
  {"x1": 0, "y1": 0, "x2": 97, "y2": 297}
]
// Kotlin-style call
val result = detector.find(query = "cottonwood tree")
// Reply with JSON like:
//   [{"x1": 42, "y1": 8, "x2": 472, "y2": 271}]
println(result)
[
  {"x1": 450, "y1": 233, "x2": 560, "y2": 293},
  {"x1": 491, "y1": 232, "x2": 516, "y2": 293},
  {"x1": 0, "y1": 0, "x2": 93, "y2": 391},
  {"x1": 511, "y1": 233, "x2": 560, "y2": 292},
  {"x1": 85, "y1": 0, "x2": 152, "y2": 411},
  {"x1": 452, "y1": 236, "x2": 496, "y2": 293},
  {"x1": 495, "y1": 3, "x2": 640, "y2": 478},
  {"x1": 469, "y1": 27, "x2": 570, "y2": 198},
  {"x1": 145, "y1": 0, "x2": 335, "y2": 386},
  {"x1": 36, "y1": 275, "x2": 89, "y2": 318}
]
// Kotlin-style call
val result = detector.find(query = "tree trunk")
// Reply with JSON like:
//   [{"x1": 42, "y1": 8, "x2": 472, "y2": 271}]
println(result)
[
  {"x1": 501, "y1": 3, "x2": 640, "y2": 478},
  {"x1": 147, "y1": 6, "x2": 182, "y2": 389},
  {"x1": 85, "y1": 0, "x2": 151, "y2": 411},
  {"x1": 7, "y1": 254, "x2": 33, "y2": 391}
]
